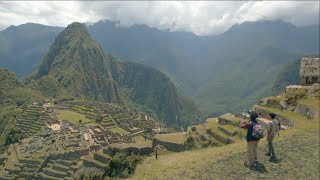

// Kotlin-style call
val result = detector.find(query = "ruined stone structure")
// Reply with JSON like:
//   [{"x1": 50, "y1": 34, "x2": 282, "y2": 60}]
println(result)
[{"x1": 300, "y1": 57, "x2": 320, "y2": 85}]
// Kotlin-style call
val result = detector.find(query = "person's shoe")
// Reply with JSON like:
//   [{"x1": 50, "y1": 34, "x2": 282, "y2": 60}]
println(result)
[
  {"x1": 265, "y1": 153, "x2": 271, "y2": 157},
  {"x1": 244, "y1": 162, "x2": 256, "y2": 170},
  {"x1": 270, "y1": 156, "x2": 277, "y2": 161}
]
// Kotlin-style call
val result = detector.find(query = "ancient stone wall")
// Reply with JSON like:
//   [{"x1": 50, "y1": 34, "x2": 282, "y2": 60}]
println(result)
[
  {"x1": 152, "y1": 139, "x2": 186, "y2": 152},
  {"x1": 300, "y1": 57, "x2": 320, "y2": 85}
]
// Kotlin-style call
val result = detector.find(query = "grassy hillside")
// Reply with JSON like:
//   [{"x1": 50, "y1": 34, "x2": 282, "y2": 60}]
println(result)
[
  {"x1": 0, "y1": 68, "x2": 43, "y2": 152},
  {"x1": 195, "y1": 46, "x2": 299, "y2": 116},
  {"x1": 133, "y1": 106, "x2": 319, "y2": 179}
]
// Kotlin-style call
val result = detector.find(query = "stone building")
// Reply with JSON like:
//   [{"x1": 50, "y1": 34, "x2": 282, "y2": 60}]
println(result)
[{"x1": 300, "y1": 57, "x2": 320, "y2": 85}]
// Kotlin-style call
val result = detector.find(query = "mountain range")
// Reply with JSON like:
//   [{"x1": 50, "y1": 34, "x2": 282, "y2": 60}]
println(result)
[
  {"x1": 28, "y1": 22, "x2": 202, "y2": 128},
  {"x1": 0, "y1": 20, "x2": 319, "y2": 116}
]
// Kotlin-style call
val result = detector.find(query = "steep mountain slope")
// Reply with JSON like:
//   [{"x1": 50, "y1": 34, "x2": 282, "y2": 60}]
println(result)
[
  {"x1": 34, "y1": 22, "x2": 121, "y2": 103},
  {"x1": 272, "y1": 59, "x2": 301, "y2": 93},
  {"x1": 87, "y1": 20, "x2": 319, "y2": 116},
  {"x1": 88, "y1": 21, "x2": 206, "y2": 94},
  {"x1": 1, "y1": 20, "x2": 319, "y2": 116},
  {"x1": 0, "y1": 23, "x2": 63, "y2": 77},
  {"x1": 32, "y1": 22, "x2": 202, "y2": 127}
]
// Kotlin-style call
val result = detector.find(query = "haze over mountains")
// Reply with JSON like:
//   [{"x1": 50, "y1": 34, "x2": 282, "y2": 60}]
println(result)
[{"x1": 0, "y1": 20, "x2": 319, "y2": 116}]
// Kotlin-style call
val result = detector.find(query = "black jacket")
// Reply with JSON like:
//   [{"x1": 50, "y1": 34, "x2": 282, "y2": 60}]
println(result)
[{"x1": 246, "y1": 119, "x2": 260, "y2": 142}]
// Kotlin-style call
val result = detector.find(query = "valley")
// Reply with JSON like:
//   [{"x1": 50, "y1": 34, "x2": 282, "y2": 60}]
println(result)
[{"x1": 0, "y1": 3, "x2": 319, "y2": 179}]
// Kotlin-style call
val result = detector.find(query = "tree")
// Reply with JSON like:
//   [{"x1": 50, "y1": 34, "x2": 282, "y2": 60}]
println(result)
[
  {"x1": 79, "y1": 119, "x2": 82, "y2": 125},
  {"x1": 95, "y1": 115, "x2": 103, "y2": 124},
  {"x1": 5, "y1": 128, "x2": 22, "y2": 145}
]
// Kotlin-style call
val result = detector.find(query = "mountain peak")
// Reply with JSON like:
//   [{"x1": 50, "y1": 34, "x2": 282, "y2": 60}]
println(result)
[{"x1": 59, "y1": 22, "x2": 91, "y2": 41}]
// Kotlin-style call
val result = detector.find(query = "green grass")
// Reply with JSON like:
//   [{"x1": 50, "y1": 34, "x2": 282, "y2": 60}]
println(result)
[
  {"x1": 269, "y1": 95, "x2": 285, "y2": 101},
  {"x1": 133, "y1": 120, "x2": 319, "y2": 179},
  {"x1": 56, "y1": 110, "x2": 93, "y2": 124},
  {"x1": 298, "y1": 98, "x2": 320, "y2": 108},
  {"x1": 134, "y1": 135, "x2": 151, "y2": 143},
  {"x1": 109, "y1": 127, "x2": 129, "y2": 134},
  {"x1": 220, "y1": 114, "x2": 242, "y2": 122},
  {"x1": 206, "y1": 118, "x2": 218, "y2": 123},
  {"x1": 154, "y1": 133, "x2": 186, "y2": 145},
  {"x1": 256, "y1": 106, "x2": 310, "y2": 127}
]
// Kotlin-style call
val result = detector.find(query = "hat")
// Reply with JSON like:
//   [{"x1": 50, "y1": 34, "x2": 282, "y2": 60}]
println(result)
[{"x1": 269, "y1": 113, "x2": 277, "y2": 119}]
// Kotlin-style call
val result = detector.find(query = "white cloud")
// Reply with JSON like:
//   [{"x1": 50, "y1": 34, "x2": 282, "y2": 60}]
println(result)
[{"x1": 0, "y1": 1, "x2": 318, "y2": 35}]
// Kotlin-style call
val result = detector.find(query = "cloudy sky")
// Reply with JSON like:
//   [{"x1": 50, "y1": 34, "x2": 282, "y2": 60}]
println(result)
[{"x1": 0, "y1": 1, "x2": 319, "y2": 35}]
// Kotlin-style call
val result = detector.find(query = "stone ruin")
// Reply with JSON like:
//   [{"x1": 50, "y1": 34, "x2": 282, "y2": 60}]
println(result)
[{"x1": 300, "y1": 57, "x2": 320, "y2": 85}]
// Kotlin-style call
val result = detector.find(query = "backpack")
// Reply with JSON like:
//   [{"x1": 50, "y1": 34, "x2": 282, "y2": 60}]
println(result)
[{"x1": 252, "y1": 123, "x2": 265, "y2": 138}]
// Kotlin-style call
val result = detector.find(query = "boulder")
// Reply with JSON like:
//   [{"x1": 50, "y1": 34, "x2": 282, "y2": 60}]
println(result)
[
  {"x1": 308, "y1": 83, "x2": 320, "y2": 98},
  {"x1": 287, "y1": 106, "x2": 296, "y2": 111},
  {"x1": 279, "y1": 101, "x2": 288, "y2": 109},
  {"x1": 266, "y1": 99, "x2": 282, "y2": 110},
  {"x1": 294, "y1": 103, "x2": 320, "y2": 120}
]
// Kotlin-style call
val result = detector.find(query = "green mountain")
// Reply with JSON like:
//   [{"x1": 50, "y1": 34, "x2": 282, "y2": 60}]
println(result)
[
  {"x1": 32, "y1": 22, "x2": 202, "y2": 127},
  {"x1": 0, "y1": 23, "x2": 63, "y2": 78},
  {"x1": 1, "y1": 20, "x2": 319, "y2": 117},
  {"x1": 33, "y1": 22, "x2": 121, "y2": 103},
  {"x1": 272, "y1": 59, "x2": 301, "y2": 93},
  {"x1": 272, "y1": 55, "x2": 320, "y2": 93},
  {"x1": 0, "y1": 68, "x2": 43, "y2": 151}
]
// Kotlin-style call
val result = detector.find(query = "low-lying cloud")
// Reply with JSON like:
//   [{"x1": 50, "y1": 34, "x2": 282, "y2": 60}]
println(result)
[{"x1": 0, "y1": 1, "x2": 319, "y2": 35}]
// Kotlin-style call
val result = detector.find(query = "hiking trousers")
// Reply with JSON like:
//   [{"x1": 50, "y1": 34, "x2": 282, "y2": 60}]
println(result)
[
  {"x1": 267, "y1": 138, "x2": 275, "y2": 157},
  {"x1": 247, "y1": 140, "x2": 259, "y2": 164}
]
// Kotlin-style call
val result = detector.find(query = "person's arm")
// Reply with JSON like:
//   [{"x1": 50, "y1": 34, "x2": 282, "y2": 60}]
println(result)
[
  {"x1": 267, "y1": 122, "x2": 272, "y2": 135},
  {"x1": 240, "y1": 121, "x2": 250, "y2": 129}
]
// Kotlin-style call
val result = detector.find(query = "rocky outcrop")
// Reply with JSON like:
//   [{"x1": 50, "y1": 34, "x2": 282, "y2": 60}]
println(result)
[
  {"x1": 294, "y1": 103, "x2": 320, "y2": 120},
  {"x1": 252, "y1": 106, "x2": 293, "y2": 126},
  {"x1": 307, "y1": 83, "x2": 320, "y2": 98}
]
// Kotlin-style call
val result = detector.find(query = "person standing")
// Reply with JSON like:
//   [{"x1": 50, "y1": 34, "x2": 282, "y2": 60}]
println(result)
[
  {"x1": 265, "y1": 113, "x2": 280, "y2": 161},
  {"x1": 240, "y1": 111, "x2": 263, "y2": 168},
  {"x1": 154, "y1": 148, "x2": 158, "y2": 160}
]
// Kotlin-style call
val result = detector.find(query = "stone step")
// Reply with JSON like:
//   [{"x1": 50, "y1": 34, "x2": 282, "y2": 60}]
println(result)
[
  {"x1": 0, "y1": 175, "x2": 17, "y2": 180},
  {"x1": 51, "y1": 163, "x2": 70, "y2": 172},
  {"x1": 206, "y1": 123, "x2": 236, "y2": 144},
  {"x1": 22, "y1": 167, "x2": 38, "y2": 173},
  {"x1": 56, "y1": 159, "x2": 77, "y2": 167},
  {"x1": 93, "y1": 150, "x2": 111, "y2": 164},
  {"x1": 20, "y1": 125, "x2": 40, "y2": 132},
  {"x1": 25, "y1": 163, "x2": 39, "y2": 169},
  {"x1": 19, "y1": 172, "x2": 34, "y2": 179},
  {"x1": 106, "y1": 126, "x2": 116, "y2": 129},
  {"x1": 218, "y1": 125, "x2": 238, "y2": 137},
  {"x1": 42, "y1": 168, "x2": 67, "y2": 178},
  {"x1": 101, "y1": 122, "x2": 114, "y2": 127},
  {"x1": 218, "y1": 114, "x2": 242, "y2": 127},
  {"x1": 38, "y1": 172, "x2": 63, "y2": 180},
  {"x1": 18, "y1": 158, "x2": 42, "y2": 165},
  {"x1": 83, "y1": 155, "x2": 108, "y2": 169}
]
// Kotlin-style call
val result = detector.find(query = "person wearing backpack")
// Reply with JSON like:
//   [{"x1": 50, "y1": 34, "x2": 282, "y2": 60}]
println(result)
[
  {"x1": 240, "y1": 111, "x2": 264, "y2": 168},
  {"x1": 265, "y1": 113, "x2": 280, "y2": 161}
]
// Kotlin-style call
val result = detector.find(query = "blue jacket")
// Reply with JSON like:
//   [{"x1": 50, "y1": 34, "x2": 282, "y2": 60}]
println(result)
[{"x1": 246, "y1": 120, "x2": 260, "y2": 142}]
